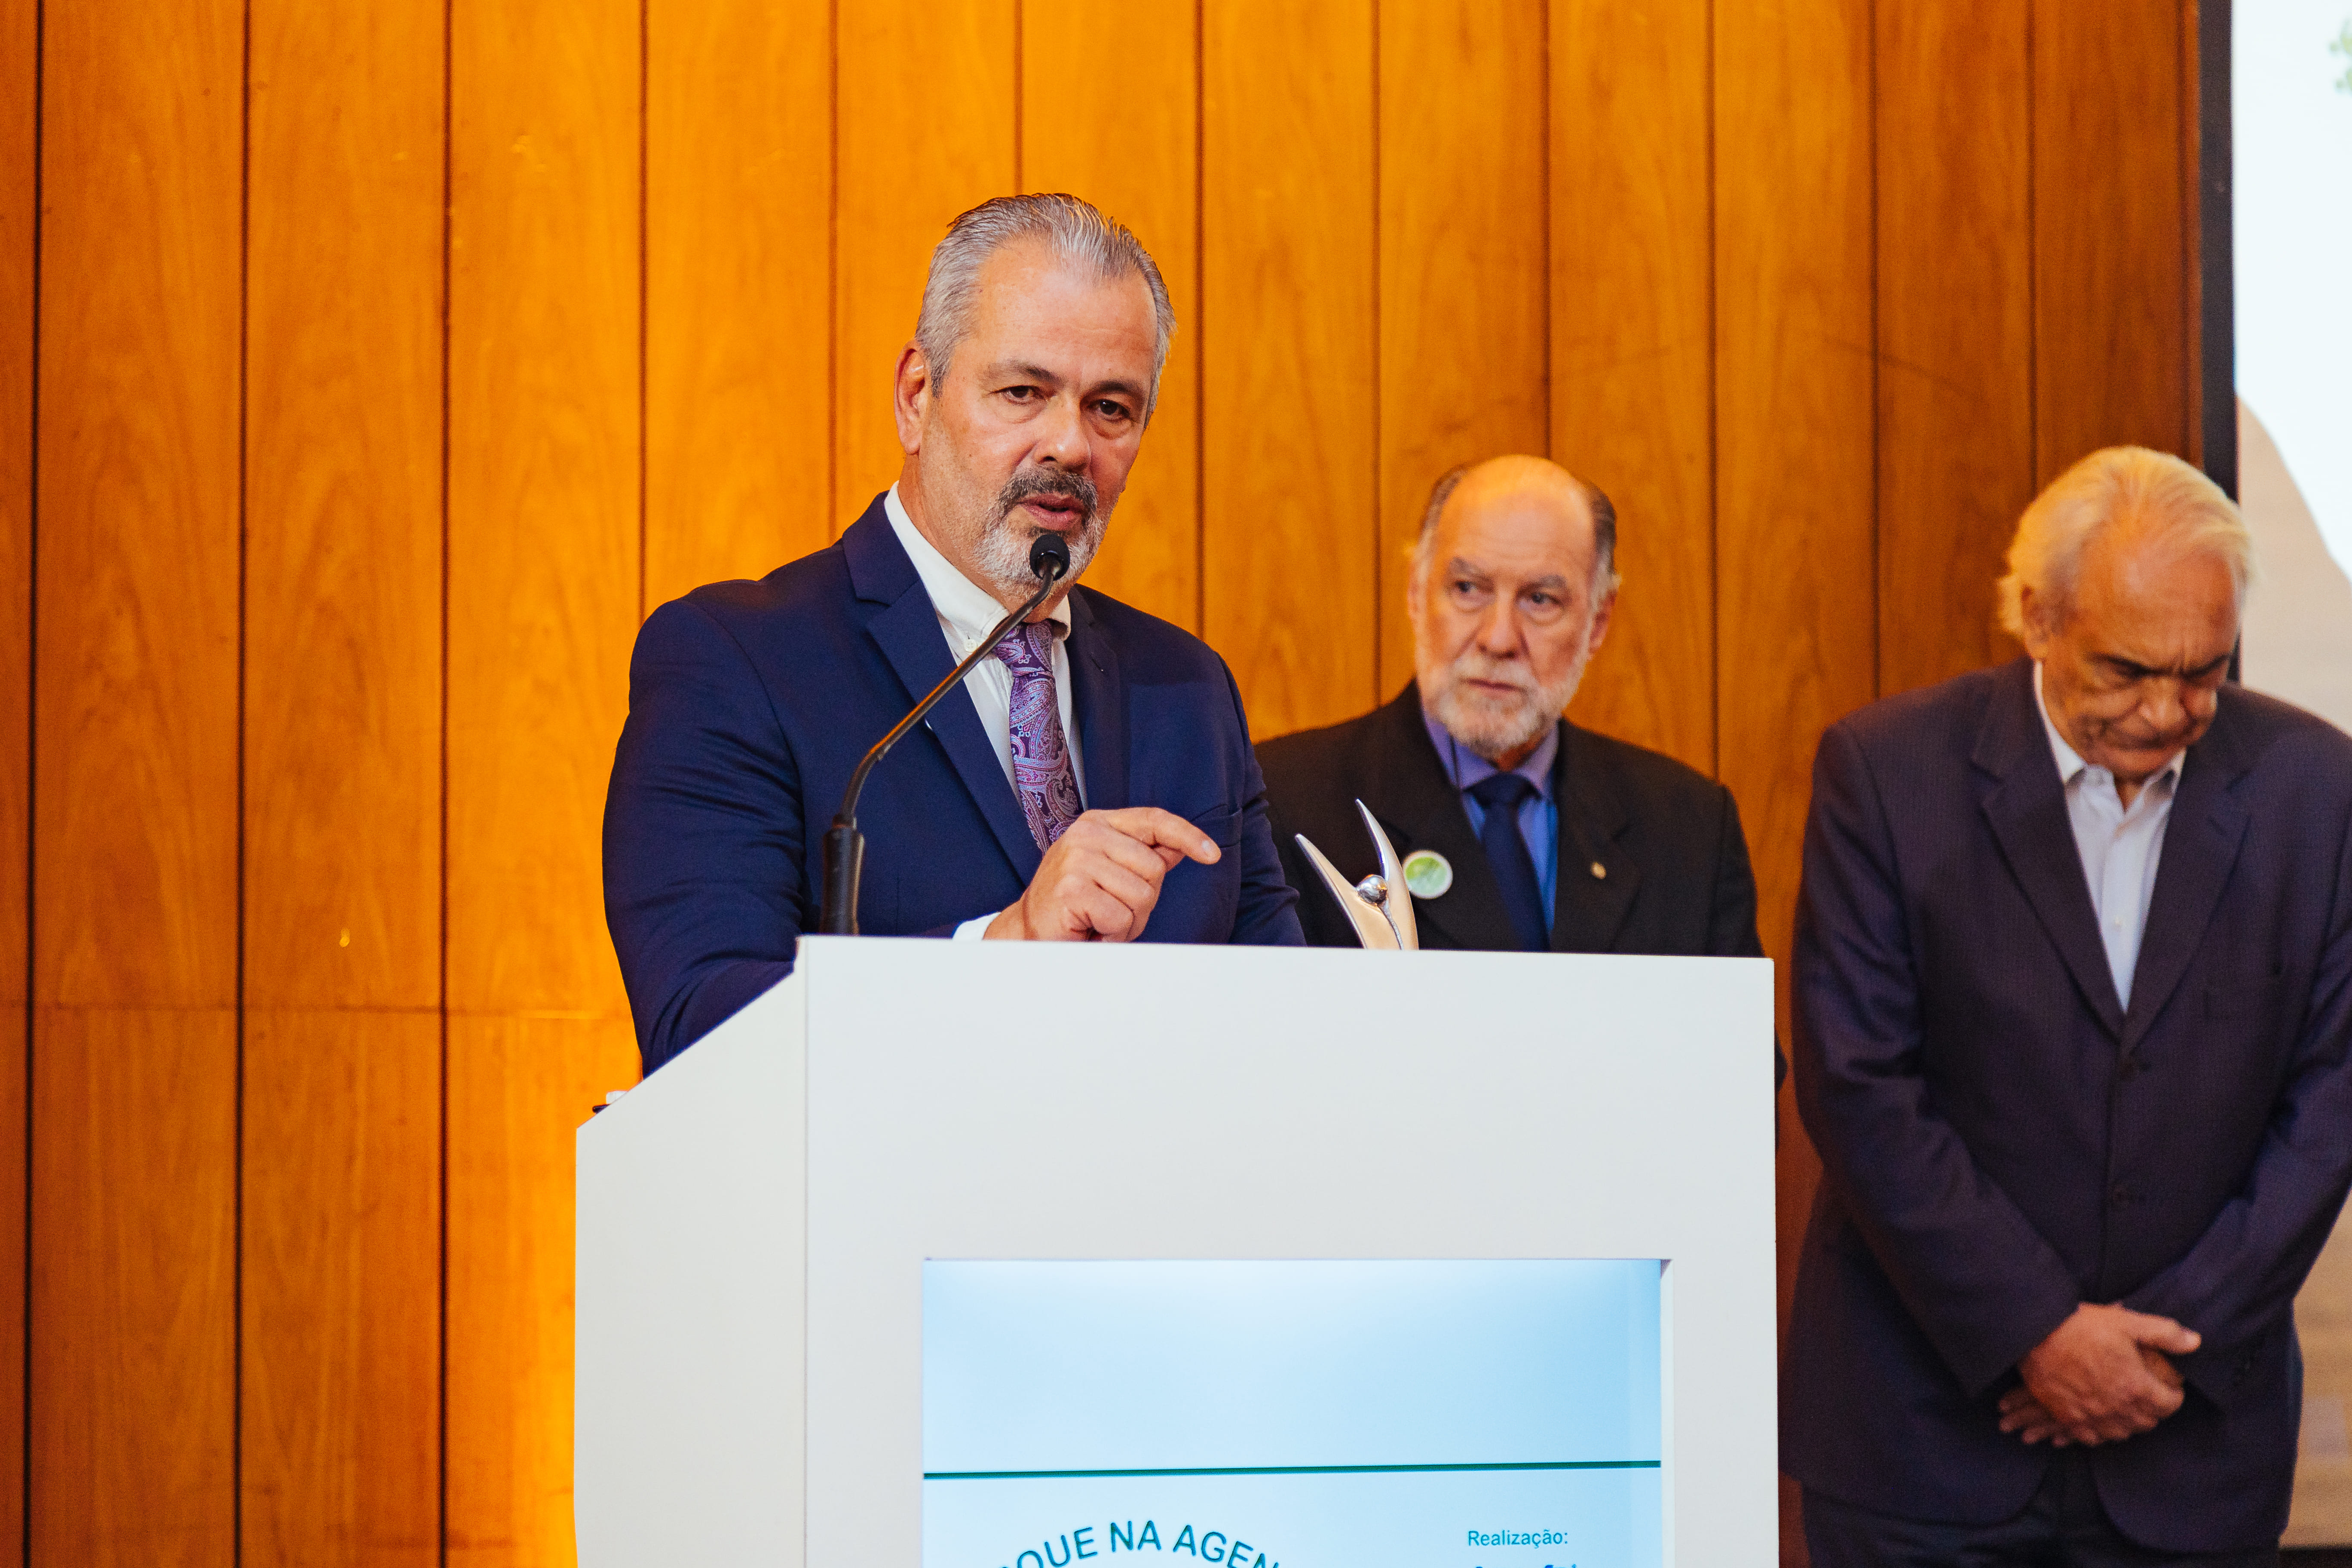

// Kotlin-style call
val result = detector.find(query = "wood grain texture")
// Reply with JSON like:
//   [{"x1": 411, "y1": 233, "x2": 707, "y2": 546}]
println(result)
[
  {"x1": 445, "y1": 1017, "x2": 639, "y2": 1568},
  {"x1": 834, "y1": 0, "x2": 1017, "y2": 523},
  {"x1": 1023, "y1": 0, "x2": 1201, "y2": 633},
  {"x1": 245, "y1": 0, "x2": 443, "y2": 1010},
  {"x1": 1548, "y1": 0, "x2": 1716, "y2": 773},
  {"x1": 1376, "y1": 0, "x2": 1549, "y2": 698},
  {"x1": 1711, "y1": 0, "x2": 1877, "y2": 1406},
  {"x1": 447, "y1": 0, "x2": 639, "y2": 1018},
  {"x1": 31, "y1": 1008, "x2": 237, "y2": 1568},
  {"x1": 1201, "y1": 0, "x2": 1377, "y2": 739},
  {"x1": 32, "y1": 0, "x2": 243, "y2": 1560},
  {"x1": 0, "y1": 0, "x2": 35, "y2": 1546},
  {"x1": 2031, "y1": 0, "x2": 2188, "y2": 480},
  {"x1": 644, "y1": 0, "x2": 835, "y2": 613},
  {"x1": 33, "y1": 0, "x2": 242, "y2": 1010},
  {"x1": 241, "y1": 1011, "x2": 440, "y2": 1568},
  {"x1": 1875, "y1": 0, "x2": 2033, "y2": 696}
]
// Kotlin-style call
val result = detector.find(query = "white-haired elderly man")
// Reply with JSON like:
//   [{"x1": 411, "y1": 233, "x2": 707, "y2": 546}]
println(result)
[
  {"x1": 1783, "y1": 446, "x2": 2352, "y2": 1565},
  {"x1": 604, "y1": 193, "x2": 1302, "y2": 1075}
]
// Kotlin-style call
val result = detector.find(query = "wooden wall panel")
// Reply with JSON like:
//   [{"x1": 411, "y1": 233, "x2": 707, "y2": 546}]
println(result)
[
  {"x1": 242, "y1": 1014, "x2": 440, "y2": 1568},
  {"x1": 834, "y1": 0, "x2": 1016, "y2": 525},
  {"x1": 1376, "y1": 0, "x2": 1549, "y2": 698},
  {"x1": 1023, "y1": 0, "x2": 1201, "y2": 633},
  {"x1": 644, "y1": 0, "x2": 834, "y2": 612},
  {"x1": 1202, "y1": 0, "x2": 1377, "y2": 738},
  {"x1": 241, "y1": 0, "x2": 446, "y2": 1557},
  {"x1": 1549, "y1": 0, "x2": 1716, "y2": 773},
  {"x1": 31, "y1": 1009, "x2": 237, "y2": 1566},
  {"x1": 445, "y1": 1018, "x2": 637, "y2": 1568},
  {"x1": 31, "y1": 0, "x2": 243, "y2": 1560},
  {"x1": 1712, "y1": 0, "x2": 1877, "y2": 1365},
  {"x1": 1875, "y1": 0, "x2": 2033, "y2": 695},
  {"x1": 2032, "y1": 0, "x2": 2189, "y2": 480},
  {"x1": 0, "y1": 0, "x2": 35, "y2": 1547},
  {"x1": 447, "y1": 0, "x2": 640, "y2": 1560}
]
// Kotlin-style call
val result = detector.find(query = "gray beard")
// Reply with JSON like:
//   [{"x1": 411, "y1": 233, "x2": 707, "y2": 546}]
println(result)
[
  {"x1": 969, "y1": 502, "x2": 1108, "y2": 600},
  {"x1": 1422, "y1": 648, "x2": 1592, "y2": 763}
]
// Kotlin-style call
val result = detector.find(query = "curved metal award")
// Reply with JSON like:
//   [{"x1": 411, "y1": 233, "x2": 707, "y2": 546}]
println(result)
[{"x1": 1293, "y1": 799, "x2": 1419, "y2": 950}]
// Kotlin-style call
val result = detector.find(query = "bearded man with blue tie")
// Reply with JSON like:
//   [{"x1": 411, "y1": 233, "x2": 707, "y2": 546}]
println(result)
[
  {"x1": 1259, "y1": 455, "x2": 1766, "y2": 965},
  {"x1": 1783, "y1": 447, "x2": 2352, "y2": 1564},
  {"x1": 603, "y1": 194, "x2": 1302, "y2": 1076}
]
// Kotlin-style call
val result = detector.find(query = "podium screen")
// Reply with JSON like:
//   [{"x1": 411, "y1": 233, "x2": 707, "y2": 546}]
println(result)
[{"x1": 922, "y1": 1259, "x2": 1663, "y2": 1568}]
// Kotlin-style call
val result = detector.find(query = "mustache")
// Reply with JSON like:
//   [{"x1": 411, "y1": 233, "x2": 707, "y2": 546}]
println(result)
[
  {"x1": 1446, "y1": 652, "x2": 1539, "y2": 696},
  {"x1": 993, "y1": 466, "x2": 1100, "y2": 524}
]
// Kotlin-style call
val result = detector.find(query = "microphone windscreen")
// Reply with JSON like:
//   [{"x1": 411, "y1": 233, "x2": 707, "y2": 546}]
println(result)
[{"x1": 1029, "y1": 532, "x2": 1073, "y2": 580}]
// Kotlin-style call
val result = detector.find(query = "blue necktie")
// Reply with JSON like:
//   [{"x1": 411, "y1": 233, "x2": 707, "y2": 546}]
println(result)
[{"x1": 1467, "y1": 772, "x2": 1548, "y2": 952}]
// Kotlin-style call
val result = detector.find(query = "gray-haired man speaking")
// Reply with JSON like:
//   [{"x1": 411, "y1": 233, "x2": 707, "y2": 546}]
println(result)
[{"x1": 603, "y1": 194, "x2": 1302, "y2": 1075}]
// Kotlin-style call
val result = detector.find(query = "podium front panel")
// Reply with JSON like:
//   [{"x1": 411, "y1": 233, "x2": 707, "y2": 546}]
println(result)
[{"x1": 581, "y1": 937, "x2": 1775, "y2": 1566}]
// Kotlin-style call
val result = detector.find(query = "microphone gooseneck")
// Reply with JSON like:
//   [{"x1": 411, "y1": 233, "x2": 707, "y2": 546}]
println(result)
[{"x1": 817, "y1": 532, "x2": 1074, "y2": 935}]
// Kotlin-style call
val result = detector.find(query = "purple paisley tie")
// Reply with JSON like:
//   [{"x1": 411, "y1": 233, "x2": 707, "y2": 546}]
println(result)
[{"x1": 992, "y1": 622, "x2": 1084, "y2": 850}]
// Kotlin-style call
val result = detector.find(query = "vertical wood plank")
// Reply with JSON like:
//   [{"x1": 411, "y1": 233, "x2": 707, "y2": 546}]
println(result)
[
  {"x1": 240, "y1": 0, "x2": 445, "y2": 1558},
  {"x1": 1875, "y1": 0, "x2": 2033, "y2": 696},
  {"x1": 1709, "y1": 10, "x2": 1876, "y2": 1565},
  {"x1": 834, "y1": 0, "x2": 1016, "y2": 522},
  {"x1": 644, "y1": 0, "x2": 834, "y2": 612},
  {"x1": 0, "y1": 0, "x2": 37, "y2": 1546},
  {"x1": 245, "y1": 0, "x2": 444, "y2": 1012},
  {"x1": 31, "y1": 0, "x2": 243, "y2": 1561},
  {"x1": 1201, "y1": 0, "x2": 1377, "y2": 738},
  {"x1": 242, "y1": 1013, "x2": 440, "y2": 1568},
  {"x1": 1022, "y1": 0, "x2": 1200, "y2": 632},
  {"x1": 1376, "y1": 0, "x2": 1549, "y2": 698},
  {"x1": 1549, "y1": 0, "x2": 1716, "y2": 773},
  {"x1": 31, "y1": 1009, "x2": 237, "y2": 1566},
  {"x1": 446, "y1": 0, "x2": 637, "y2": 1023},
  {"x1": 2032, "y1": 0, "x2": 2188, "y2": 479},
  {"x1": 447, "y1": 0, "x2": 640, "y2": 1560},
  {"x1": 445, "y1": 1018, "x2": 638, "y2": 1568}
]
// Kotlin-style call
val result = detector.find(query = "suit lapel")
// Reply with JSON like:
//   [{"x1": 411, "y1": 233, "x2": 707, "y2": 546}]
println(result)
[
  {"x1": 2121, "y1": 702, "x2": 2253, "y2": 1049},
  {"x1": 1973, "y1": 660, "x2": 2125, "y2": 1038},
  {"x1": 1065, "y1": 590, "x2": 1130, "y2": 811},
  {"x1": 845, "y1": 503, "x2": 1043, "y2": 883},
  {"x1": 1549, "y1": 723, "x2": 1640, "y2": 951},
  {"x1": 1360, "y1": 687, "x2": 1523, "y2": 951}
]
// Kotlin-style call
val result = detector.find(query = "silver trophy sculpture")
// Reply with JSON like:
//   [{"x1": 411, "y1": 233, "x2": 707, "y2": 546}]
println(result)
[{"x1": 1294, "y1": 800, "x2": 1420, "y2": 950}]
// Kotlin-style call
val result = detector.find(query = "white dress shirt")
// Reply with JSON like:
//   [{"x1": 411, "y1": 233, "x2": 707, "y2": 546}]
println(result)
[
  {"x1": 884, "y1": 484, "x2": 1087, "y2": 938},
  {"x1": 2034, "y1": 662, "x2": 2184, "y2": 1008}
]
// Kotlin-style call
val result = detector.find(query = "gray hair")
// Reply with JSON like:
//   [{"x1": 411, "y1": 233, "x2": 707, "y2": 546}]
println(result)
[
  {"x1": 1413, "y1": 462, "x2": 1622, "y2": 599},
  {"x1": 914, "y1": 193, "x2": 1177, "y2": 418},
  {"x1": 1995, "y1": 445, "x2": 2253, "y2": 637}
]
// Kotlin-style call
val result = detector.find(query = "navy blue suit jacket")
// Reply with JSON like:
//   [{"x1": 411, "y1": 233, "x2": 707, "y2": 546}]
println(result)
[
  {"x1": 1782, "y1": 657, "x2": 2352, "y2": 1551},
  {"x1": 603, "y1": 496, "x2": 1304, "y2": 1074}
]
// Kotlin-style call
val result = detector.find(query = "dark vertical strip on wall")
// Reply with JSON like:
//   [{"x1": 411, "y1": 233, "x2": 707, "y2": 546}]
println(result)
[{"x1": 2197, "y1": 0, "x2": 2233, "y2": 497}]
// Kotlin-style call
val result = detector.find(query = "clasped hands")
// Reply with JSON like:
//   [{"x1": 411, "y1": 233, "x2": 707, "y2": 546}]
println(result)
[
  {"x1": 985, "y1": 807, "x2": 1220, "y2": 942},
  {"x1": 1997, "y1": 1302, "x2": 2202, "y2": 1448}
]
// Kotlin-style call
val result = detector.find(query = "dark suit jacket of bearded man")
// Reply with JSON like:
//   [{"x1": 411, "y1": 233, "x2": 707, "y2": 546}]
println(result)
[
  {"x1": 1782, "y1": 656, "x2": 2352, "y2": 1553},
  {"x1": 1255, "y1": 683, "x2": 1766, "y2": 959}
]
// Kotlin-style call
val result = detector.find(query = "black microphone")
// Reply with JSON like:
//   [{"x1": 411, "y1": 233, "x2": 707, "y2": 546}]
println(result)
[{"x1": 818, "y1": 531, "x2": 1074, "y2": 934}]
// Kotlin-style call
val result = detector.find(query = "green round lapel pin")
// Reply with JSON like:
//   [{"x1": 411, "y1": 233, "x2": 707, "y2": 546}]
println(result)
[{"x1": 1401, "y1": 849, "x2": 1453, "y2": 900}]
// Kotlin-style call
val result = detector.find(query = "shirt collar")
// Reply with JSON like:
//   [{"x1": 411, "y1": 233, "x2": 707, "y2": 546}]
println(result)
[
  {"x1": 884, "y1": 483, "x2": 1073, "y2": 653},
  {"x1": 2032, "y1": 660, "x2": 2183, "y2": 794},
  {"x1": 1422, "y1": 700, "x2": 1559, "y2": 800}
]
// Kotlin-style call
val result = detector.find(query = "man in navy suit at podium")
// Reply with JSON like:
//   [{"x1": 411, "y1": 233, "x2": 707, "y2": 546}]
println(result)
[{"x1": 604, "y1": 194, "x2": 1302, "y2": 1075}]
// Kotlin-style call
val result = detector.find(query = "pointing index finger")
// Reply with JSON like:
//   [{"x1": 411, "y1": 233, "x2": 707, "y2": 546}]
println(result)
[{"x1": 1099, "y1": 805, "x2": 1222, "y2": 864}]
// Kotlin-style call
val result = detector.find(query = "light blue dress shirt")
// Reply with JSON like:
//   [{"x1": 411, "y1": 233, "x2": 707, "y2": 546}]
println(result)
[
  {"x1": 2033, "y1": 662, "x2": 2184, "y2": 1008},
  {"x1": 1423, "y1": 710, "x2": 1561, "y2": 921}
]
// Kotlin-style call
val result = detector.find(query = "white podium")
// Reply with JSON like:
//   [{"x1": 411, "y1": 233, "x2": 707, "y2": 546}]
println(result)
[{"x1": 576, "y1": 938, "x2": 1777, "y2": 1567}]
